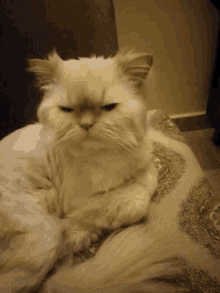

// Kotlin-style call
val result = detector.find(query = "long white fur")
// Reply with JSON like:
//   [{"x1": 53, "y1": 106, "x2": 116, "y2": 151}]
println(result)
[
  {"x1": 43, "y1": 224, "x2": 188, "y2": 293},
  {"x1": 0, "y1": 48, "x2": 158, "y2": 292},
  {"x1": 28, "y1": 48, "x2": 158, "y2": 247}
]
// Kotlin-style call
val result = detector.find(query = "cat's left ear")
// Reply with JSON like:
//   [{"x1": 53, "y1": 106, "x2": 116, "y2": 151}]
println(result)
[
  {"x1": 116, "y1": 48, "x2": 153, "y2": 89},
  {"x1": 27, "y1": 49, "x2": 63, "y2": 89}
]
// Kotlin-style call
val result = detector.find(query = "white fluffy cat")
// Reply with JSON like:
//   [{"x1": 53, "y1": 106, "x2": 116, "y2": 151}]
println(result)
[{"x1": 0, "y1": 48, "x2": 158, "y2": 291}]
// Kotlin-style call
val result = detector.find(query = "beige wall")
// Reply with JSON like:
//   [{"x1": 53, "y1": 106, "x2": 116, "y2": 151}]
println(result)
[{"x1": 113, "y1": 0, "x2": 219, "y2": 117}]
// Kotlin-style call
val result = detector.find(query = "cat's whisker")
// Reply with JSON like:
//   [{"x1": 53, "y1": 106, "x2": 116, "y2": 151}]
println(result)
[
  {"x1": 116, "y1": 136, "x2": 139, "y2": 156},
  {"x1": 53, "y1": 127, "x2": 79, "y2": 154},
  {"x1": 117, "y1": 141, "x2": 136, "y2": 155},
  {"x1": 55, "y1": 135, "x2": 75, "y2": 155},
  {"x1": 109, "y1": 129, "x2": 136, "y2": 149},
  {"x1": 56, "y1": 141, "x2": 70, "y2": 155},
  {"x1": 104, "y1": 129, "x2": 136, "y2": 155}
]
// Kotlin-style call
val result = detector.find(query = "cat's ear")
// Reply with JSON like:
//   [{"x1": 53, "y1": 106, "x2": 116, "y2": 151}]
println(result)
[
  {"x1": 116, "y1": 48, "x2": 153, "y2": 89},
  {"x1": 27, "y1": 49, "x2": 63, "y2": 89}
]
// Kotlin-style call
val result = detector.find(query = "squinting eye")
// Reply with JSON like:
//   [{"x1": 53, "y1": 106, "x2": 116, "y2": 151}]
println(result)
[
  {"x1": 101, "y1": 103, "x2": 118, "y2": 111},
  {"x1": 59, "y1": 106, "x2": 74, "y2": 112}
]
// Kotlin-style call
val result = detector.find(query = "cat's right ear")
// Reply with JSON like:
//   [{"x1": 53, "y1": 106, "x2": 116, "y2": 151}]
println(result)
[
  {"x1": 116, "y1": 48, "x2": 153, "y2": 90},
  {"x1": 27, "y1": 49, "x2": 63, "y2": 88}
]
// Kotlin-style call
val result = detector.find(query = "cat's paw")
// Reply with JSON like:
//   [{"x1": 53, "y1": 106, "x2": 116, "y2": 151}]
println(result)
[
  {"x1": 107, "y1": 198, "x2": 149, "y2": 229},
  {"x1": 61, "y1": 219, "x2": 101, "y2": 253},
  {"x1": 106, "y1": 166, "x2": 158, "y2": 229}
]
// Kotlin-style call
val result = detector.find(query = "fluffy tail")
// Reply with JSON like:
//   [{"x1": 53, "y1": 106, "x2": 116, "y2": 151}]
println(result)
[{"x1": 43, "y1": 224, "x2": 189, "y2": 293}]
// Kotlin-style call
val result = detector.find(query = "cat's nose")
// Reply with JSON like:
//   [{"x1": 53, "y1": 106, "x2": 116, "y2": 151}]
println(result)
[{"x1": 80, "y1": 122, "x2": 95, "y2": 131}]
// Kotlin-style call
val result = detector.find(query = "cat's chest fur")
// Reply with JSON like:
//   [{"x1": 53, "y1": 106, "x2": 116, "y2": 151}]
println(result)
[{"x1": 54, "y1": 149, "x2": 146, "y2": 216}]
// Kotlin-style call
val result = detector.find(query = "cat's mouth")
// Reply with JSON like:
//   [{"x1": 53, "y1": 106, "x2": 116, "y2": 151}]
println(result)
[
  {"x1": 79, "y1": 135, "x2": 108, "y2": 151},
  {"x1": 82, "y1": 140, "x2": 106, "y2": 150}
]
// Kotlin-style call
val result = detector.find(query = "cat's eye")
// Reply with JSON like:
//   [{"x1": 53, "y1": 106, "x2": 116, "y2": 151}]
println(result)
[
  {"x1": 101, "y1": 103, "x2": 118, "y2": 111},
  {"x1": 59, "y1": 106, "x2": 74, "y2": 112}
]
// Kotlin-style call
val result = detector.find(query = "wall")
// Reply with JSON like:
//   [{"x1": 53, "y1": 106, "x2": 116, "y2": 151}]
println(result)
[{"x1": 113, "y1": 0, "x2": 219, "y2": 117}]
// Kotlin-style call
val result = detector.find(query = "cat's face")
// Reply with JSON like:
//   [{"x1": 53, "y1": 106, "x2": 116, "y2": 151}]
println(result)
[{"x1": 29, "y1": 49, "x2": 153, "y2": 154}]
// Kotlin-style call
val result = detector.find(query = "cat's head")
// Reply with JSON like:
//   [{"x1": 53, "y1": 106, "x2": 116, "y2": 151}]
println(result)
[{"x1": 28, "y1": 48, "x2": 153, "y2": 155}]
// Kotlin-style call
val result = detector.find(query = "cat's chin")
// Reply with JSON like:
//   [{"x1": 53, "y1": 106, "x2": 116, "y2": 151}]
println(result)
[{"x1": 79, "y1": 137, "x2": 108, "y2": 152}]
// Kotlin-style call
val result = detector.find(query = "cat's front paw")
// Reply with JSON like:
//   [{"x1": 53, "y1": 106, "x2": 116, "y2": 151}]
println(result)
[
  {"x1": 106, "y1": 166, "x2": 158, "y2": 229},
  {"x1": 61, "y1": 219, "x2": 101, "y2": 253},
  {"x1": 107, "y1": 197, "x2": 149, "y2": 229}
]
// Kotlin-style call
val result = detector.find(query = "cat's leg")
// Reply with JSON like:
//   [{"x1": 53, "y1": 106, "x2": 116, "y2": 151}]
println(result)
[
  {"x1": 99, "y1": 161, "x2": 158, "y2": 229},
  {"x1": 0, "y1": 191, "x2": 62, "y2": 292},
  {"x1": 63, "y1": 161, "x2": 158, "y2": 251},
  {"x1": 61, "y1": 218, "x2": 102, "y2": 253},
  {"x1": 72, "y1": 161, "x2": 158, "y2": 230}
]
